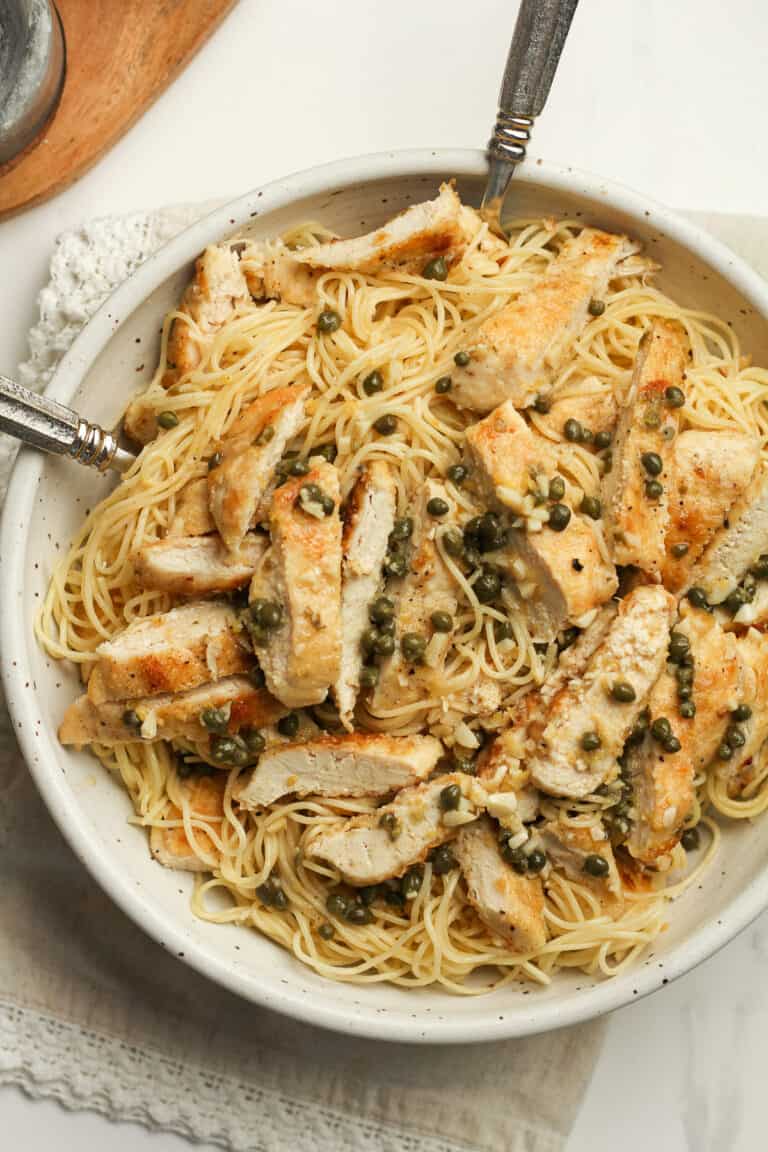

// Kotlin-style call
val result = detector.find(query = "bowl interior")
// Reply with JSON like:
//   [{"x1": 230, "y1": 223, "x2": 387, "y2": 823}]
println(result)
[{"x1": 6, "y1": 153, "x2": 768, "y2": 1042}]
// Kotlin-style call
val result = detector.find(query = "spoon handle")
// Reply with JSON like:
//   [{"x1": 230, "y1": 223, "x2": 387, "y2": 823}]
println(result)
[
  {"x1": 0, "y1": 373, "x2": 135, "y2": 473},
  {"x1": 483, "y1": 0, "x2": 579, "y2": 223}
]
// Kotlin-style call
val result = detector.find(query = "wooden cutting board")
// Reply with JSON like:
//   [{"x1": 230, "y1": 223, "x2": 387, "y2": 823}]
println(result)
[{"x1": 0, "y1": 0, "x2": 237, "y2": 221}]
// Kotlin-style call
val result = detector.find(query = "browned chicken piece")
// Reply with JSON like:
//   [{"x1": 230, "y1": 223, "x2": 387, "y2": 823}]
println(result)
[
  {"x1": 333, "y1": 462, "x2": 397, "y2": 727},
  {"x1": 688, "y1": 468, "x2": 768, "y2": 605},
  {"x1": 87, "y1": 601, "x2": 253, "y2": 705},
  {"x1": 501, "y1": 513, "x2": 618, "y2": 642},
  {"x1": 208, "y1": 383, "x2": 310, "y2": 553},
  {"x1": 239, "y1": 240, "x2": 322, "y2": 306},
  {"x1": 122, "y1": 395, "x2": 163, "y2": 446},
  {"x1": 539, "y1": 817, "x2": 623, "y2": 913},
  {"x1": 306, "y1": 772, "x2": 481, "y2": 885},
  {"x1": 238, "y1": 732, "x2": 442, "y2": 808},
  {"x1": 625, "y1": 605, "x2": 740, "y2": 865},
  {"x1": 168, "y1": 479, "x2": 216, "y2": 538},
  {"x1": 717, "y1": 628, "x2": 768, "y2": 797},
  {"x1": 60, "y1": 676, "x2": 286, "y2": 747},
  {"x1": 529, "y1": 585, "x2": 676, "y2": 799},
  {"x1": 454, "y1": 817, "x2": 547, "y2": 952},
  {"x1": 165, "y1": 244, "x2": 250, "y2": 385},
  {"x1": 150, "y1": 774, "x2": 226, "y2": 873},
  {"x1": 602, "y1": 319, "x2": 689, "y2": 577},
  {"x1": 480, "y1": 604, "x2": 620, "y2": 782},
  {"x1": 465, "y1": 400, "x2": 560, "y2": 509},
  {"x1": 132, "y1": 534, "x2": 267, "y2": 596},
  {"x1": 294, "y1": 183, "x2": 471, "y2": 274},
  {"x1": 533, "y1": 386, "x2": 618, "y2": 441},
  {"x1": 451, "y1": 228, "x2": 641, "y2": 413},
  {"x1": 662, "y1": 429, "x2": 760, "y2": 591},
  {"x1": 249, "y1": 460, "x2": 342, "y2": 709}
]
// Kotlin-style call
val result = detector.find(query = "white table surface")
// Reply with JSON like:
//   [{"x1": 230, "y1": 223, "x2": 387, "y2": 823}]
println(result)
[{"x1": 2, "y1": 1, "x2": 767, "y2": 1149}]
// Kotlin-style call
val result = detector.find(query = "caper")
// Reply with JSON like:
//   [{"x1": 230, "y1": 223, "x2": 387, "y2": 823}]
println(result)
[
  {"x1": 668, "y1": 632, "x2": 691, "y2": 663},
  {"x1": 594, "y1": 430, "x2": 612, "y2": 451},
  {"x1": 671, "y1": 542, "x2": 690, "y2": 558},
  {"x1": 645, "y1": 479, "x2": 664, "y2": 500},
  {"x1": 664, "y1": 385, "x2": 686, "y2": 408},
  {"x1": 374, "y1": 414, "x2": 397, "y2": 435},
  {"x1": 454, "y1": 350, "x2": 470, "y2": 367},
  {"x1": 558, "y1": 626, "x2": 579, "y2": 651},
  {"x1": 285, "y1": 457, "x2": 310, "y2": 477},
  {"x1": 651, "y1": 717, "x2": 672, "y2": 742},
  {"x1": 675, "y1": 664, "x2": 694, "y2": 686},
  {"x1": 643, "y1": 407, "x2": 662, "y2": 429},
  {"x1": 430, "y1": 610, "x2": 453, "y2": 633},
  {"x1": 588, "y1": 298, "x2": 606, "y2": 316},
  {"x1": 723, "y1": 588, "x2": 747, "y2": 614},
  {"x1": 463, "y1": 545, "x2": 481, "y2": 569},
  {"x1": 242, "y1": 728, "x2": 266, "y2": 756},
  {"x1": 439, "y1": 783, "x2": 462, "y2": 811},
  {"x1": 359, "y1": 884, "x2": 384, "y2": 906},
  {"x1": 391, "y1": 516, "x2": 413, "y2": 541},
  {"x1": 681, "y1": 826, "x2": 701, "y2": 852},
  {"x1": 277, "y1": 712, "x2": 300, "y2": 738},
  {"x1": 157, "y1": 410, "x2": 179, "y2": 429},
  {"x1": 374, "y1": 632, "x2": 396, "y2": 656},
  {"x1": 750, "y1": 555, "x2": 768, "y2": 580},
  {"x1": 581, "y1": 428, "x2": 594, "y2": 444},
  {"x1": 581, "y1": 731, "x2": 602, "y2": 752},
  {"x1": 430, "y1": 844, "x2": 458, "y2": 875},
  {"x1": 732, "y1": 704, "x2": 752, "y2": 722},
  {"x1": 726, "y1": 724, "x2": 746, "y2": 748},
  {"x1": 326, "y1": 892, "x2": 349, "y2": 918},
  {"x1": 362, "y1": 370, "x2": 384, "y2": 395},
  {"x1": 401, "y1": 632, "x2": 427, "y2": 663},
  {"x1": 583, "y1": 854, "x2": 610, "y2": 877},
  {"x1": 687, "y1": 586, "x2": 709, "y2": 610},
  {"x1": 209, "y1": 734, "x2": 249, "y2": 766},
  {"x1": 679, "y1": 700, "x2": 696, "y2": 719},
  {"x1": 401, "y1": 865, "x2": 424, "y2": 899},
  {"x1": 422, "y1": 256, "x2": 448, "y2": 281},
  {"x1": 384, "y1": 553, "x2": 408, "y2": 578},
  {"x1": 122, "y1": 709, "x2": 142, "y2": 729},
  {"x1": 717, "y1": 742, "x2": 734, "y2": 761},
  {"x1": 318, "y1": 921, "x2": 335, "y2": 940},
  {"x1": 207, "y1": 451, "x2": 223, "y2": 471},
  {"x1": 317, "y1": 308, "x2": 341, "y2": 333},
  {"x1": 447, "y1": 463, "x2": 469, "y2": 486},
  {"x1": 299, "y1": 482, "x2": 323, "y2": 504},
  {"x1": 533, "y1": 393, "x2": 552, "y2": 414},
  {"x1": 313, "y1": 441, "x2": 337, "y2": 462},
  {"x1": 434, "y1": 375, "x2": 452, "y2": 394},
  {"x1": 641, "y1": 451, "x2": 663, "y2": 476},
  {"x1": 580, "y1": 495, "x2": 602, "y2": 520},
  {"x1": 442, "y1": 527, "x2": 464, "y2": 556},
  {"x1": 321, "y1": 493, "x2": 336, "y2": 516},
  {"x1": 563, "y1": 418, "x2": 584, "y2": 443},
  {"x1": 611, "y1": 681, "x2": 636, "y2": 703},
  {"x1": 548, "y1": 503, "x2": 572, "y2": 532},
  {"x1": 345, "y1": 904, "x2": 374, "y2": 925},
  {"x1": 378, "y1": 811, "x2": 401, "y2": 841},
  {"x1": 502, "y1": 843, "x2": 529, "y2": 873},
  {"x1": 549, "y1": 475, "x2": 566, "y2": 501},
  {"x1": 359, "y1": 665, "x2": 379, "y2": 689},
  {"x1": 369, "y1": 596, "x2": 395, "y2": 624},
  {"x1": 257, "y1": 877, "x2": 288, "y2": 909},
  {"x1": 663, "y1": 735, "x2": 682, "y2": 754},
  {"x1": 526, "y1": 849, "x2": 547, "y2": 873},
  {"x1": 494, "y1": 619, "x2": 514, "y2": 642},
  {"x1": 426, "y1": 496, "x2": 449, "y2": 517},
  {"x1": 599, "y1": 449, "x2": 613, "y2": 474},
  {"x1": 201, "y1": 706, "x2": 229, "y2": 733},
  {"x1": 474, "y1": 569, "x2": 502, "y2": 603}
]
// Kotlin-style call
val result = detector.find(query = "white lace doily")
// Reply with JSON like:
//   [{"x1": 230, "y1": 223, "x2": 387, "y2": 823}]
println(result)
[{"x1": 0, "y1": 202, "x2": 611, "y2": 1152}]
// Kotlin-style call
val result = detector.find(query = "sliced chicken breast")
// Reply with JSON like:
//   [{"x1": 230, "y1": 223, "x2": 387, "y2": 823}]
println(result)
[
  {"x1": 501, "y1": 513, "x2": 618, "y2": 641},
  {"x1": 294, "y1": 183, "x2": 470, "y2": 274},
  {"x1": 539, "y1": 818, "x2": 623, "y2": 913},
  {"x1": 307, "y1": 772, "x2": 481, "y2": 885},
  {"x1": 238, "y1": 732, "x2": 442, "y2": 808},
  {"x1": 602, "y1": 319, "x2": 689, "y2": 577},
  {"x1": 465, "y1": 399, "x2": 561, "y2": 510},
  {"x1": 454, "y1": 817, "x2": 547, "y2": 952},
  {"x1": 533, "y1": 386, "x2": 618, "y2": 441},
  {"x1": 150, "y1": 773, "x2": 226, "y2": 873},
  {"x1": 239, "y1": 240, "x2": 322, "y2": 306},
  {"x1": 718, "y1": 628, "x2": 768, "y2": 797},
  {"x1": 208, "y1": 383, "x2": 310, "y2": 553},
  {"x1": 60, "y1": 676, "x2": 285, "y2": 748},
  {"x1": 625, "y1": 606, "x2": 739, "y2": 865},
  {"x1": 662, "y1": 429, "x2": 760, "y2": 591},
  {"x1": 333, "y1": 462, "x2": 397, "y2": 726},
  {"x1": 87, "y1": 601, "x2": 253, "y2": 705},
  {"x1": 168, "y1": 479, "x2": 216, "y2": 538},
  {"x1": 132, "y1": 534, "x2": 267, "y2": 596},
  {"x1": 688, "y1": 468, "x2": 768, "y2": 604},
  {"x1": 249, "y1": 460, "x2": 342, "y2": 708},
  {"x1": 451, "y1": 228, "x2": 641, "y2": 412},
  {"x1": 165, "y1": 244, "x2": 250, "y2": 385},
  {"x1": 529, "y1": 585, "x2": 676, "y2": 799}
]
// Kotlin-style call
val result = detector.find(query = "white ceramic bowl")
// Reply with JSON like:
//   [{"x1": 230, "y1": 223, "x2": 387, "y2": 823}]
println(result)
[{"x1": 5, "y1": 149, "x2": 768, "y2": 1044}]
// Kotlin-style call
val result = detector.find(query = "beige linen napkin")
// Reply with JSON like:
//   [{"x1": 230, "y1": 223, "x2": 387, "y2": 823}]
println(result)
[{"x1": 0, "y1": 204, "x2": 763, "y2": 1152}]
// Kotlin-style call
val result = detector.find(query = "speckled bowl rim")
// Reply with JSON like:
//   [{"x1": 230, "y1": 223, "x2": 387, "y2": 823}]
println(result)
[{"x1": 4, "y1": 149, "x2": 768, "y2": 1043}]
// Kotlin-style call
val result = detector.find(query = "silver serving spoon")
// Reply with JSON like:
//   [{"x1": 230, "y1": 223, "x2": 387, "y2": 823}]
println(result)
[
  {"x1": 481, "y1": 0, "x2": 579, "y2": 235},
  {"x1": 0, "y1": 0, "x2": 578, "y2": 474}
]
